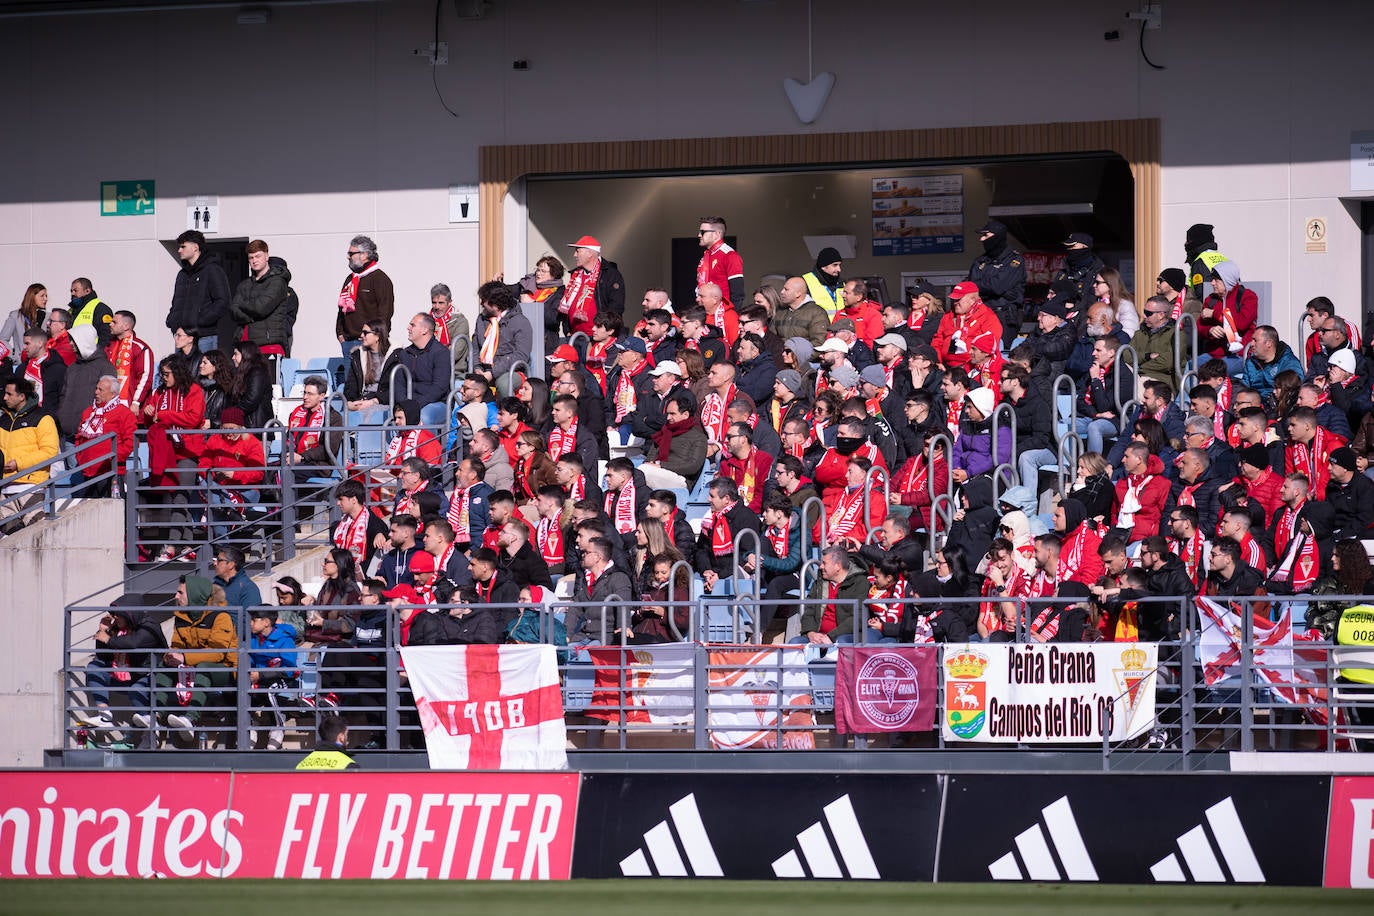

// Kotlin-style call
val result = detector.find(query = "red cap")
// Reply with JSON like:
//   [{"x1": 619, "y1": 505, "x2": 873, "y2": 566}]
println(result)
[
  {"x1": 382, "y1": 584, "x2": 421, "y2": 602},
  {"x1": 547, "y1": 344, "x2": 580, "y2": 363},
  {"x1": 968, "y1": 330, "x2": 997, "y2": 354},
  {"x1": 567, "y1": 235, "x2": 601, "y2": 250},
  {"x1": 409, "y1": 551, "x2": 437, "y2": 573},
  {"x1": 949, "y1": 281, "x2": 981, "y2": 300}
]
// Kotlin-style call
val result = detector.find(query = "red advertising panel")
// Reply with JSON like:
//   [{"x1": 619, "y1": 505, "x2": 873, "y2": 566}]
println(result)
[
  {"x1": 1325, "y1": 776, "x2": 1374, "y2": 888},
  {"x1": 0, "y1": 771, "x2": 579, "y2": 880}
]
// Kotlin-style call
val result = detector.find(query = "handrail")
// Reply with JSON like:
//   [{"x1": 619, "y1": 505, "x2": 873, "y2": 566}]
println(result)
[
  {"x1": 1295, "y1": 311, "x2": 1309, "y2": 371},
  {"x1": 797, "y1": 556, "x2": 822, "y2": 604},
  {"x1": 1118, "y1": 398, "x2": 1140, "y2": 435},
  {"x1": 1176, "y1": 312, "x2": 1200, "y2": 382},
  {"x1": 505, "y1": 360, "x2": 530, "y2": 396},
  {"x1": 860, "y1": 462, "x2": 889, "y2": 540},
  {"x1": 1051, "y1": 372, "x2": 1078, "y2": 434},
  {"x1": 990, "y1": 400, "x2": 1017, "y2": 454},
  {"x1": 664, "y1": 558, "x2": 696, "y2": 641},
  {"x1": 0, "y1": 430, "x2": 119, "y2": 528},
  {"x1": 1056, "y1": 430, "x2": 1082, "y2": 497},
  {"x1": 385, "y1": 363, "x2": 414, "y2": 418},
  {"x1": 567, "y1": 331, "x2": 590, "y2": 362},
  {"x1": 928, "y1": 492, "x2": 955, "y2": 561},
  {"x1": 798, "y1": 494, "x2": 827, "y2": 559},
  {"x1": 991, "y1": 462, "x2": 1018, "y2": 503},
  {"x1": 731, "y1": 526, "x2": 763, "y2": 611},
  {"x1": 1113, "y1": 344, "x2": 1140, "y2": 415},
  {"x1": 925, "y1": 432, "x2": 954, "y2": 504},
  {"x1": 1177, "y1": 369, "x2": 1198, "y2": 409}
]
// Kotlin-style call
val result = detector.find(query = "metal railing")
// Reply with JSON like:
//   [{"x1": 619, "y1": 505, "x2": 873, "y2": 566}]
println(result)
[
  {"x1": 1176, "y1": 312, "x2": 1200, "y2": 381},
  {"x1": 60, "y1": 593, "x2": 1374, "y2": 757},
  {"x1": 0, "y1": 430, "x2": 119, "y2": 530}
]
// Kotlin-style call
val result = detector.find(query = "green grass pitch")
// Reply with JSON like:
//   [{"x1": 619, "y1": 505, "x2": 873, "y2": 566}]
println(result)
[{"x1": 0, "y1": 880, "x2": 1369, "y2": 915}]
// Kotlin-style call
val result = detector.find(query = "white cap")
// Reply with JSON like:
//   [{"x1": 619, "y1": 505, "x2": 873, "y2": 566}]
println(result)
[
  {"x1": 1330, "y1": 349, "x2": 1357, "y2": 374},
  {"x1": 966, "y1": 387, "x2": 995, "y2": 419},
  {"x1": 815, "y1": 338, "x2": 849, "y2": 354},
  {"x1": 649, "y1": 360, "x2": 683, "y2": 377}
]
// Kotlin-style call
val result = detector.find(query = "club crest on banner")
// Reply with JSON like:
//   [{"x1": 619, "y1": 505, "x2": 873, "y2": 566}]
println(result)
[
  {"x1": 943, "y1": 649, "x2": 989, "y2": 739},
  {"x1": 855, "y1": 652, "x2": 922, "y2": 729},
  {"x1": 1111, "y1": 646, "x2": 1156, "y2": 736}
]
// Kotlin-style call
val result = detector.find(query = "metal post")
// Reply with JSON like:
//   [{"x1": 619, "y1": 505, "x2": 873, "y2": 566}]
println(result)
[
  {"x1": 991, "y1": 401, "x2": 1017, "y2": 461},
  {"x1": 798, "y1": 495, "x2": 827, "y2": 560},
  {"x1": 860, "y1": 463, "x2": 889, "y2": 539},
  {"x1": 1113, "y1": 344, "x2": 1140, "y2": 415},
  {"x1": 1051, "y1": 373, "x2": 1079, "y2": 434},
  {"x1": 505, "y1": 360, "x2": 530, "y2": 397},
  {"x1": 1055, "y1": 432, "x2": 1082, "y2": 498},
  {"x1": 991, "y1": 463, "x2": 1018, "y2": 502},
  {"x1": 124, "y1": 451, "x2": 141, "y2": 564},
  {"x1": 1175, "y1": 313, "x2": 1199, "y2": 382},
  {"x1": 732, "y1": 527, "x2": 763, "y2": 641},
  {"x1": 386, "y1": 364, "x2": 414, "y2": 419},
  {"x1": 386, "y1": 606, "x2": 401, "y2": 749},
  {"x1": 236, "y1": 606, "x2": 250, "y2": 751},
  {"x1": 1239, "y1": 598, "x2": 1255, "y2": 753},
  {"x1": 925, "y1": 433, "x2": 954, "y2": 504},
  {"x1": 693, "y1": 644, "x2": 708, "y2": 750},
  {"x1": 1294, "y1": 311, "x2": 1309, "y2": 371},
  {"x1": 928, "y1": 493, "x2": 955, "y2": 564}
]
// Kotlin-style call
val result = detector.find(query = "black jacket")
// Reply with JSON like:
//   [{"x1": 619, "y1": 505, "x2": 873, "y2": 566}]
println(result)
[
  {"x1": 968, "y1": 243, "x2": 1026, "y2": 333},
  {"x1": 1028, "y1": 320, "x2": 1077, "y2": 379},
  {"x1": 631, "y1": 382, "x2": 694, "y2": 441},
  {"x1": 167, "y1": 253, "x2": 232, "y2": 339},
  {"x1": 395, "y1": 339, "x2": 451, "y2": 407},
  {"x1": 1010, "y1": 388, "x2": 1055, "y2": 453},
  {"x1": 1328, "y1": 472, "x2": 1374, "y2": 542},
  {"x1": 694, "y1": 500, "x2": 761, "y2": 580},
  {"x1": 1054, "y1": 251, "x2": 1106, "y2": 311},
  {"x1": 568, "y1": 565, "x2": 635, "y2": 640},
  {"x1": 474, "y1": 573, "x2": 523, "y2": 630},
  {"x1": 736, "y1": 352, "x2": 778, "y2": 406},
  {"x1": 234, "y1": 363, "x2": 273, "y2": 429},
  {"x1": 230, "y1": 257, "x2": 295, "y2": 351},
  {"x1": 1144, "y1": 555, "x2": 1194, "y2": 639},
  {"x1": 857, "y1": 532, "x2": 925, "y2": 574},
  {"x1": 198, "y1": 378, "x2": 228, "y2": 428},
  {"x1": 498, "y1": 541, "x2": 554, "y2": 590},
  {"x1": 1164, "y1": 473, "x2": 1222, "y2": 536},
  {"x1": 96, "y1": 610, "x2": 168, "y2": 675}
]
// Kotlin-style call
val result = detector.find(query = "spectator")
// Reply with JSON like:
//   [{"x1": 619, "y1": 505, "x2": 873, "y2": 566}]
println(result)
[
  {"x1": 336, "y1": 235, "x2": 394, "y2": 358},
  {"x1": 1285, "y1": 406, "x2": 1345, "y2": 500},
  {"x1": 836, "y1": 279, "x2": 883, "y2": 346},
  {"x1": 1199, "y1": 260, "x2": 1256, "y2": 368},
  {"x1": 167, "y1": 230, "x2": 232, "y2": 352},
  {"x1": 951, "y1": 387, "x2": 1011, "y2": 483},
  {"x1": 773, "y1": 276, "x2": 830, "y2": 346},
  {"x1": 194, "y1": 348, "x2": 234, "y2": 430},
  {"x1": 1131, "y1": 295, "x2": 1184, "y2": 390},
  {"x1": 513, "y1": 429, "x2": 557, "y2": 504},
  {"x1": 55, "y1": 324, "x2": 115, "y2": 443},
  {"x1": 1166, "y1": 504, "x2": 1210, "y2": 592},
  {"x1": 931, "y1": 281, "x2": 1003, "y2": 372},
  {"x1": 284, "y1": 375, "x2": 343, "y2": 472},
  {"x1": 498, "y1": 519, "x2": 553, "y2": 590},
  {"x1": 343, "y1": 318, "x2": 395, "y2": 417},
  {"x1": 694, "y1": 476, "x2": 760, "y2": 594},
  {"x1": 230, "y1": 239, "x2": 295, "y2": 362},
  {"x1": 229, "y1": 341, "x2": 274, "y2": 430},
  {"x1": 734, "y1": 332, "x2": 778, "y2": 405},
  {"x1": 395, "y1": 312, "x2": 451, "y2": 425},
  {"x1": 1184, "y1": 223, "x2": 1228, "y2": 302},
  {"x1": 332, "y1": 479, "x2": 387, "y2": 568},
  {"x1": 144, "y1": 357, "x2": 205, "y2": 560},
  {"x1": 797, "y1": 545, "x2": 868, "y2": 646},
  {"x1": 78, "y1": 605, "x2": 165, "y2": 740},
  {"x1": 1, "y1": 283, "x2": 46, "y2": 357},
  {"x1": 199, "y1": 407, "x2": 265, "y2": 539},
  {"x1": 471, "y1": 280, "x2": 533, "y2": 395},
  {"x1": 428, "y1": 282, "x2": 471, "y2": 378},
  {"x1": 1075, "y1": 334, "x2": 1134, "y2": 455},
  {"x1": 1242, "y1": 325, "x2": 1302, "y2": 401},
  {"x1": 515, "y1": 376, "x2": 552, "y2": 436},
  {"x1": 1095, "y1": 266, "x2": 1138, "y2": 335},
  {"x1": 73, "y1": 375, "x2": 137, "y2": 497},
  {"x1": 1111, "y1": 442, "x2": 1169, "y2": 543},
  {"x1": 718, "y1": 421, "x2": 773, "y2": 513},
  {"x1": 1055, "y1": 497, "x2": 1104, "y2": 586},
  {"x1": 423, "y1": 517, "x2": 472, "y2": 587},
  {"x1": 1302, "y1": 296, "x2": 1361, "y2": 368},
  {"x1": 170, "y1": 326, "x2": 202, "y2": 377},
  {"x1": 305, "y1": 548, "x2": 363, "y2": 644},
  {"x1": 103, "y1": 309, "x2": 155, "y2": 412},
  {"x1": 1065, "y1": 303, "x2": 1129, "y2": 388},
  {"x1": 212, "y1": 545, "x2": 263, "y2": 608},
  {"x1": 377, "y1": 513, "x2": 421, "y2": 588},
  {"x1": 561, "y1": 235, "x2": 625, "y2": 336},
  {"x1": 1298, "y1": 381, "x2": 1352, "y2": 440},
  {"x1": 641, "y1": 393, "x2": 708, "y2": 491},
  {"x1": 567, "y1": 537, "x2": 635, "y2": 643},
  {"x1": 17, "y1": 328, "x2": 64, "y2": 411},
  {"x1": 447, "y1": 456, "x2": 493, "y2": 549},
  {"x1": 1327, "y1": 447, "x2": 1374, "y2": 541},
  {"x1": 802, "y1": 249, "x2": 844, "y2": 319},
  {"x1": 154, "y1": 576, "x2": 237, "y2": 743},
  {"x1": 245, "y1": 607, "x2": 300, "y2": 750},
  {"x1": 1322, "y1": 349, "x2": 1373, "y2": 433}
]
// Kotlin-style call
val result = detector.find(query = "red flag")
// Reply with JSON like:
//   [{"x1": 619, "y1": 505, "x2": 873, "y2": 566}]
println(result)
[{"x1": 834, "y1": 646, "x2": 939, "y2": 734}]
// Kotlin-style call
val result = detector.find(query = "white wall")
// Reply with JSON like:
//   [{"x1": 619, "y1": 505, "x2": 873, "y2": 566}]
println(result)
[{"x1": 1, "y1": 0, "x2": 1370, "y2": 362}]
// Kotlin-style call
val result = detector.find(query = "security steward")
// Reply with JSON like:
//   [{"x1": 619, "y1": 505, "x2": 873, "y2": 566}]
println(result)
[
  {"x1": 296, "y1": 715, "x2": 358, "y2": 769},
  {"x1": 1336, "y1": 604, "x2": 1374, "y2": 750},
  {"x1": 966, "y1": 220, "x2": 1026, "y2": 348}
]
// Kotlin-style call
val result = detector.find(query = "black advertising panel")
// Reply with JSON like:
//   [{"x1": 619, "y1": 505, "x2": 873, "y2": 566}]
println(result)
[
  {"x1": 573, "y1": 772, "x2": 941, "y2": 880},
  {"x1": 939, "y1": 773, "x2": 1329, "y2": 887}
]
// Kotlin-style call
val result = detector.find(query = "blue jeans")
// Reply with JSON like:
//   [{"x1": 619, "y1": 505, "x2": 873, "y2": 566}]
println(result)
[
  {"x1": 341, "y1": 338, "x2": 363, "y2": 359},
  {"x1": 1017, "y1": 447, "x2": 1058, "y2": 493},
  {"x1": 206, "y1": 481, "x2": 259, "y2": 541},
  {"x1": 1074, "y1": 415, "x2": 1119, "y2": 456},
  {"x1": 197, "y1": 334, "x2": 218, "y2": 354},
  {"x1": 85, "y1": 661, "x2": 152, "y2": 712}
]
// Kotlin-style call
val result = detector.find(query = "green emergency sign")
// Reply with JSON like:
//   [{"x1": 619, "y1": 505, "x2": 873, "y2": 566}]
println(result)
[{"x1": 100, "y1": 180, "x2": 155, "y2": 216}]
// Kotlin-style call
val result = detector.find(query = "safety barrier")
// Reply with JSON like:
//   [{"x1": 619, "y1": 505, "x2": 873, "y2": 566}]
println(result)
[
  {"x1": 1176, "y1": 311, "x2": 1200, "y2": 381},
  {"x1": 0, "y1": 430, "x2": 119, "y2": 531}
]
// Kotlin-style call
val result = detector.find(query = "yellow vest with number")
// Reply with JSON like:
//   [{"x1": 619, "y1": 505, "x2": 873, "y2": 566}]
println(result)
[
  {"x1": 1188, "y1": 251, "x2": 1228, "y2": 291},
  {"x1": 71, "y1": 296, "x2": 103, "y2": 328},
  {"x1": 803, "y1": 272, "x2": 843, "y2": 319},
  {"x1": 1336, "y1": 605, "x2": 1374, "y2": 685},
  {"x1": 296, "y1": 749, "x2": 356, "y2": 770}
]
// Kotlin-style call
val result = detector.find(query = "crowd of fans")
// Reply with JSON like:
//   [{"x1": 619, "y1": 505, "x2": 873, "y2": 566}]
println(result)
[{"x1": 40, "y1": 217, "x2": 1374, "y2": 745}]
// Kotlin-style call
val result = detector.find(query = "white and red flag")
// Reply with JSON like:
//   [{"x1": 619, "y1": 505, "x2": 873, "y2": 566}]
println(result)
[
  {"x1": 401, "y1": 644, "x2": 569, "y2": 770},
  {"x1": 1195, "y1": 596, "x2": 1327, "y2": 719}
]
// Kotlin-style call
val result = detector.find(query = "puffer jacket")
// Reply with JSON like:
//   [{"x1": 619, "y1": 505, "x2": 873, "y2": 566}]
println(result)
[
  {"x1": 230, "y1": 256, "x2": 295, "y2": 351},
  {"x1": 0, "y1": 396, "x2": 59, "y2": 483},
  {"x1": 167, "y1": 253, "x2": 232, "y2": 339},
  {"x1": 171, "y1": 607, "x2": 238, "y2": 667}
]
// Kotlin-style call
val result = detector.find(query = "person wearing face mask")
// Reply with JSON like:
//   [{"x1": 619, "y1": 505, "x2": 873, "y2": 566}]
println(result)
[
  {"x1": 966, "y1": 219, "x2": 1026, "y2": 348},
  {"x1": 813, "y1": 416, "x2": 886, "y2": 517},
  {"x1": 1184, "y1": 223, "x2": 1228, "y2": 302},
  {"x1": 1051, "y1": 233, "x2": 1105, "y2": 311}
]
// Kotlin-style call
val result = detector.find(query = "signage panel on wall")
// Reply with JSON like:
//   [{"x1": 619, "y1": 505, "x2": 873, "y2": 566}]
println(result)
[{"x1": 871, "y1": 175, "x2": 963, "y2": 256}]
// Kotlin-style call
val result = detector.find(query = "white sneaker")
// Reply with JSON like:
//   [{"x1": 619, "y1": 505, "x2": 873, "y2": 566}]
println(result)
[
  {"x1": 76, "y1": 709, "x2": 115, "y2": 729},
  {"x1": 165, "y1": 713, "x2": 195, "y2": 740},
  {"x1": 131, "y1": 713, "x2": 151, "y2": 730}
]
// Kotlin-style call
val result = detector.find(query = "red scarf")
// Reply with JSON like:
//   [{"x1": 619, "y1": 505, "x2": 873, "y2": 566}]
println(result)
[
  {"x1": 1213, "y1": 378, "x2": 1233, "y2": 440},
  {"x1": 663, "y1": 512, "x2": 677, "y2": 544},
  {"x1": 867, "y1": 576, "x2": 907, "y2": 624},
  {"x1": 447, "y1": 485, "x2": 474, "y2": 543},
  {"x1": 432, "y1": 301, "x2": 458, "y2": 346},
  {"x1": 434, "y1": 543, "x2": 455, "y2": 579},
  {"x1": 334, "y1": 509, "x2": 370, "y2": 564},
  {"x1": 1171, "y1": 531, "x2": 1206, "y2": 590},
  {"x1": 827, "y1": 485, "x2": 867, "y2": 541},
  {"x1": 653, "y1": 416, "x2": 699, "y2": 462},
  {"x1": 384, "y1": 428, "x2": 424, "y2": 467},
  {"x1": 288, "y1": 403, "x2": 324, "y2": 453},
  {"x1": 701, "y1": 384, "x2": 737, "y2": 444},
  {"x1": 908, "y1": 308, "x2": 927, "y2": 331},
  {"x1": 394, "y1": 480, "x2": 427, "y2": 517},
  {"x1": 548, "y1": 417, "x2": 578, "y2": 460},
  {"x1": 537, "y1": 515, "x2": 564, "y2": 566},
  {"x1": 1271, "y1": 527, "x2": 1318, "y2": 592},
  {"x1": 1273, "y1": 502, "x2": 1303, "y2": 561},
  {"x1": 23, "y1": 352, "x2": 47, "y2": 404},
  {"x1": 606, "y1": 479, "x2": 637, "y2": 535},
  {"x1": 766, "y1": 515, "x2": 791, "y2": 558},
  {"x1": 703, "y1": 501, "x2": 736, "y2": 556},
  {"x1": 474, "y1": 570, "x2": 500, "y2": 603},
  {"x1": 1290, "y1": 428, "x2": 1335, "y2": 496},
  {"x1": 338, "y1": 262, "x2": 379, "y2": 314},
  {"x1": 613, "y1": 359, "x2": 648, "y2": 423},
  {"x1": 76, "y1": 397, "x2": 119, "y2": 441},
  {"x1": 568, "y1": 474, "x2": 586, "y2": 502},
  {"x1": 561, "y1": 259, "x2": 601, "y2": 325},
  {"x1": 1168, "y1": 289, "x2": 1185, "y2": 322},
  {"x1": 1059, "y1": 526, "x2": 1091, "y2": 582},
  {"x1": 585, "y1": 338, "x2": 613, "y2": 393},
  {"x1": 945, "y1": 396, "x2": 963, "y2": 437}
]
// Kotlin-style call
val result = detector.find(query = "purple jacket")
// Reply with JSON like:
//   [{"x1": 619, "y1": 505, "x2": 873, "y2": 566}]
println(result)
[{"x1": 952, "y1": 424, "x2": 1014, "y2": 478}]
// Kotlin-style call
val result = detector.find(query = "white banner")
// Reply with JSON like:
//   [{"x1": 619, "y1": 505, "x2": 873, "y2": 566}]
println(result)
[
  {"x1": 941, "y1": 644, "x2": 1158, "y2": 743},
  {"x1": 401, "y1": 644, "x2": 568, "y2": 770},
  {"x1": 588, "y1": 643, "x2": 696, "y2": 725}
]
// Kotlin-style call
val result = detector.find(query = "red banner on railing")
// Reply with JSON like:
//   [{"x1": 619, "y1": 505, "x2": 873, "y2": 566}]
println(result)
[
  {"x1": 0, "y1": 771, "x2": 579, "y2": 880},
  {"x1": 834, "y1": 646, "x2": 939, "y2": 734},
  {"x1": 1325, "y1": 776, "x2": 1374, "y2": 888}
]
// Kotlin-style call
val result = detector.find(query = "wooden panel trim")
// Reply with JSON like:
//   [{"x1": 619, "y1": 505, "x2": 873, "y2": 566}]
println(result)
[{"x1": 480, "y1": 118, "x2": 1160, "y2": 307}]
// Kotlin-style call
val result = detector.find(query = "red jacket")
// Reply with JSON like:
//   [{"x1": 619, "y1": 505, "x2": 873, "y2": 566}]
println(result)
[
  {"x1": 199, "y1": 433, "x2": 266, "y2": 486},
  {"x1": 930, "y1": 303, "x2": 1004, "y2": 370},
  {"x1": 893, "y1": 449, "x2": 950, "y2": 530},
  {"x1": 1199, "y1": 285, "x2": 1257, "y2": 359},
  {"x1": 73, "y1": 403, "x2": 137, "y2": 477},
  {"x1": 1285, "y1": 429, "x2": 1346, "y2": 501},
  {"x1": 1239, "y1": 467, "x2": 1284, "y2": 527},
  {"x1": 1111, "y1": 454, "x2": 1171, "y2": 542},
  {"x1": 838, "y1": 300, "x2": 884, "y2": 346},
  {"x1": 814, "y1": 443, "x2": 888, "y2": 514},
  {"x1": 719, "y1": 447, "x2": 773, "y2": 513}
]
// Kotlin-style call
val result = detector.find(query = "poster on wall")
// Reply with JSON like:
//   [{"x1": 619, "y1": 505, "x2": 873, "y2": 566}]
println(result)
[{"x1": 871, "y1": 175, "x2": 964, "y2": 256}]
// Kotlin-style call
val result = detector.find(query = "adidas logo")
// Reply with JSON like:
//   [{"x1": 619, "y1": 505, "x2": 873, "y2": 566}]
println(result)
[
  {"x1": 619, "y1": 794, "x2": 723, "y2": 877},
  {"x1": 988, "y1": 796, "x2": 1099, "y2": 881},
  {"x1": 1149, "y1": 797, "x2": 1264, "y2": 883},
  {"x1": 771, "y1": 795, "x2": 880, "y2": 879}
]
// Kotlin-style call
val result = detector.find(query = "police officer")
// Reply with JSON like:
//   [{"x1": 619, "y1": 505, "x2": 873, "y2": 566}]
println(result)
[
  {"x1": 966, "y1": 220, "x2": 1026, "y2": 348},
  {"x1": 296, "y1": 715, "x2": 358, "y2": 769},
  {"x1": 1053, "y1": 232, "x2": 1105, "y2": 314}
]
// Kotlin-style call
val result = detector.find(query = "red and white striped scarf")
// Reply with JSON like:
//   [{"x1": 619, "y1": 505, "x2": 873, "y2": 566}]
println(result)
[
  {"x1": 432, "y1": 301, "x2": 459, "y2": 347},
  {"x1": 338, "y1": 262, "x2": 380, "y2": 314},
  {"x1": 908, "y1": 308, "x2": 928, "y2": 331},
  {"x1": 1168, "y1": 289, "x2": 1186, "y2": 322},
  {"x1": 867, "y1": 575, "x2": 907, "y2": 625},
  {"x1": 828, "y1": 485, "x2": 867, "y2": 541},
  {"x1": 384, "y1": 428, "x2": 423, "y2": 467},
  {"x1": 394, "y1": 481, "x2": 428, "y2": 517},
  {"x1": 1289, "y1": 428, "x2": 1332, "y2": 486},
  {"x1": 1059, "y1": 527, "x2": 1091, "y2": 582},
  {"x1": 334, "y1": 509, "x2": 370, "y2": 564},
  {"x1": 568, "y1": 474, "x2": 586, "y2": 502},
  {"x1": 447, "y1": 485, "x2": 473, "y2": 543},
  {"x1": 701, "y1": 384, "x2": 737, "y2": 444},
  {"x1": 1273, "y1": 503, "x2": 1303, "y2": 562},
  {"x1": 434, "y1": 543, "x2": 456, "y2": 579},
  {"x1": 897, "y1": 454, "x2": 928, "y2": 495},
  {"x1": 945, "y1": 396, "x2": 963, "y2": 437},
  {"x1": 547, "y1": 417, "x2": 578, "y2": 460},
  {"x1": 561, "y1": 260, "x2": 601, "y2": 324},
  {"x1": 1271, "y1": 529, "x2": 1318, "y2": 592},
  {"x1": 605, "y1": 479, "x2": 637, "y2": 535},
  {"x1": 288, "y1": 403, "x2": 324, "y2": 453},
  {"x1": 23, "y1": 352, "x2": 47, "y2": 403},
  {"x1": 536, "y1": 515, "x2": 564, "y2": 566},
  {"x1": 613, "y1": 360, "x2": 647, "y2": 423},
  {"x1": 76, "y1": 397, "x2": 120, "y2": 441},
  {"x1": 479, "y1": 316, "x2": 500, "y2": 365},
  {"x1": 474, "y1": 570, "x2": 501, "y2": 604},
  {"x1": 1213, "y1": 378, "x2": 1233, "y2": 440},
  {"x1": 585, "y1": 338, "x2": 613, "y2": 393}
]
